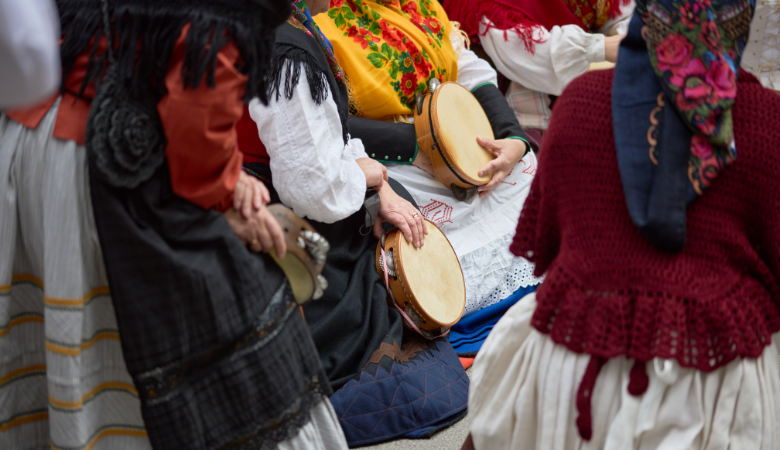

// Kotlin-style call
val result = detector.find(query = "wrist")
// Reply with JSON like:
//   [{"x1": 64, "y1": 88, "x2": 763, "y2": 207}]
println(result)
[
  {"x1": 375, "y1": 181, "x2": 395, "y2": 199},
  {"x1": 504, "y1": 137, "x2": 528, "y2": 163}
]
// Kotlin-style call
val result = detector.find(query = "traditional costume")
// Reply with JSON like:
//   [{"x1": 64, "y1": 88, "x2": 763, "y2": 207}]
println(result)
[
  {"x1": 315, "y1": 0, "x2": 543, "y2": 356},
  {"x1": 238, "y1": 2, "x2": 469, "y2": 446},
  {"x1": 1, "y1": 1, "x2": 347, "y2": 449},
  {"x1": 445, "y1": 0, "x2": 634, "y2": 146},
  {"x1": 742, "y1": 0, "x2": 780, "y2": 90},
  {"x1": 468, "y1": 0, "x2": 780, "y2": 448}
]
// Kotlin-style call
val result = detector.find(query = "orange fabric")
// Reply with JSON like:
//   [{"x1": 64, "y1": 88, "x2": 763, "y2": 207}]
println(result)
[
  {"x1": 459, "y1": 357, "x2": 474, "y2": 370},
  {"x1": 7, "y1": 36, "x2": 105, "y2": 144},
  {"x1": 158, "y1": 26, "x2": 246, "y2": 211},
  {"x1": 5, "y1": 25, "x2": 247, "y2": 212}
]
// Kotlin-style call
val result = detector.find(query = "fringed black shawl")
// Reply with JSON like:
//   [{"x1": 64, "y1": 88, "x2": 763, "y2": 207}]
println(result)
[
  {"x1": 268, "y1": 22, "x2": 350, "y2": 144},
  {"x1": 57, "y1": 0, "x2": 291, "y2": 102}
]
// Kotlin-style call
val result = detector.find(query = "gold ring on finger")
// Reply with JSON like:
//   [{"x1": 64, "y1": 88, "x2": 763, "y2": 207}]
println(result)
[{"x1": 250, "y1": 239, "x2": 259, "y2": 245}]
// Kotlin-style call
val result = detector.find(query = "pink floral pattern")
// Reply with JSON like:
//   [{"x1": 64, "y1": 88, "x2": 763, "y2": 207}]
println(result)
[{"x1": 643, "y1": 0, "x2": 751, "y2": 194}]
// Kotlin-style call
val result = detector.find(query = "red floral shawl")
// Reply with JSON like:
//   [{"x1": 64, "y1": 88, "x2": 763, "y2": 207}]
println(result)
[{"x1": 445, "y1": 0, "x2": 630, "y2": 51}]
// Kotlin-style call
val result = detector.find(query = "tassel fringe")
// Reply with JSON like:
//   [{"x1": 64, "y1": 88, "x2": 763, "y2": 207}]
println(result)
[
  {"x1": 268, "y1": 46, "x2": 331, "y2": 105},
  {"x1": 57, "y1": 0, "x2": 290, "y2": 103}
]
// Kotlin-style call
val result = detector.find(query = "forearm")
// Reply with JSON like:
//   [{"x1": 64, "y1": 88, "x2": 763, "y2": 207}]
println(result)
[
  {"x1": 348, "y1": 115, "x2": 418, "y2": 164},
  {"x1": 479, "y1": 19, "x2": 605, "y2": 95}
]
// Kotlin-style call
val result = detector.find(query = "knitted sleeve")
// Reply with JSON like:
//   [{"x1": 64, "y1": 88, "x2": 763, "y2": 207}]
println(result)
[
  {"x1": 738, "y1": 74, "x2": 780, "y2": 302},
  {"x1": 509, "y1": 70, "x2": 612, "y2": 277},
  {"x1": 509, "y1": 165, "x2": 560, "y2": 278}
]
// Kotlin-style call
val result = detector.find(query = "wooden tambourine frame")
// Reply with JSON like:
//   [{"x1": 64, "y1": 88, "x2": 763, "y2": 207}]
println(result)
[
  {"x1": 267, "y1": 204, "x2": 329, "y2": 305},
  {"x1": 375, "y1": 219, "x2": 466, "y2": 337},
  {"x1": 413, "y1": 80, "x2": 496, "y2": 201}
]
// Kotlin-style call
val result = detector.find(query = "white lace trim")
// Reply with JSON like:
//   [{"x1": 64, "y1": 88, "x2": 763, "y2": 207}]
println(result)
[{"x1": 459, "y1": 233, "x2": 544, "y2": 316}]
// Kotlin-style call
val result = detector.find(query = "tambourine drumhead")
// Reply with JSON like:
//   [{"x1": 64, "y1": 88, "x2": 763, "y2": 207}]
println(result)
[
  {"x1": 396, "y1": 221, "x2": 465, "y2": 326},
  {"x1": 270, "y1": 249, "x2": 313, "y2": 304},
  {"x1": 434, "y1": 83, "x2": 495, "y2": 184}
]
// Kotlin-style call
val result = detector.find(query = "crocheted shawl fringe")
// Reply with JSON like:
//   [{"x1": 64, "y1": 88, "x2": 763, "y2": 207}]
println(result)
[
  {"x1": 57, "y1": 0, "x2": 290, "y2": 102},
  {"x1": 447, "y1": 0, "x2": 632, "y2": 53}
]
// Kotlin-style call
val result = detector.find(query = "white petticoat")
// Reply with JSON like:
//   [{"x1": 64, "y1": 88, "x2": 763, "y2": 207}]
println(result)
[
  {"x1": 386, "y1": 152, "x2": 543, "y2": 315},
  {"x1": 469, "y1": 292, "x2": 780, "y2": 450},
  {"x1": 279, "y1": 400, "x2": 348, "y2": 450}
]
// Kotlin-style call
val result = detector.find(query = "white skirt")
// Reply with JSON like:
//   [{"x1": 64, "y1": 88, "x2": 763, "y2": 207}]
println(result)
[
  {"x1": 469, "y1": 292, "x2": 780, "y2": 450},
  {"x1": 386, "y1": 152, "x2": 543, "y2": 315},
  {"x1": 279, "y1": 400, "x2": 349, "y2": 450}
]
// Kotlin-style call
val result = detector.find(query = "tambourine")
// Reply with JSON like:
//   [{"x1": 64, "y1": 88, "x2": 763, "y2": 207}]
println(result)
[
  {"x1": 414, "y1": 80, "x2": 496, "y2": 201},
  {"x1": 267, "y1": 204, "x2": 329, "y2": 305},
  {"x1": 375, "y1": 219, "x2": 466, "y2": 339}
]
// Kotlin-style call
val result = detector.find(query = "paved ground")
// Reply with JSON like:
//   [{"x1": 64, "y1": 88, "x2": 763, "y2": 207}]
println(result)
[{"x1": 360, "y1": 368, "x2": 472, "y2": 450}]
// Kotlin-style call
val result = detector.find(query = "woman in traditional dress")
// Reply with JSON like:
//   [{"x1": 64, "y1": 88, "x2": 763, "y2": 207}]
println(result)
[
  {"x1": 239, "y1": 0, "x2": 471, "y2": 445},
  {"x1": 445, "y1": 0, "x2": 635, "y2": 146},
  {"x1": 313, "y1": 0, "x2": 544, "y2": 362},
  {"x1": 0, "y1": 0, "x2": 349, "y2": 449},
  {"x1": 742, "y1": 0, "x2": 780, "y2": 90},
  {"x1": 465, "y1": 0, "x2": 780, "y2": 448}
]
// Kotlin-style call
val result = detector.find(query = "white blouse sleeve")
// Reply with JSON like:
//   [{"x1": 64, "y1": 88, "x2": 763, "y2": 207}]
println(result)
[
  {"x1": 479, "y1": 20, "x2": 605, "y2": 96},
  {"x1": 0, "y1": 0, "x2": 61, "y2": 109},
  {"x1": 248, "y1": 64, "x2": 367, "y2": 224},
  {"x1": 479, "y1": 2, "x2": 635, "y2": 96},
  {"x1": 451, "y1": 29, "x2": 498, "y2": 91}
]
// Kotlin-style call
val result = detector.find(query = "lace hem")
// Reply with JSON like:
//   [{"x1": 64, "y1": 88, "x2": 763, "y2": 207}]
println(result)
[
  {"x1": 460, "y1": 233, "x2": 544, "y2": 315},
  {"x1": 533, "y1": 264, "x2": 780, "y2": 373},
  {"x1": 232, "y1": 379, "x2": 329, "y2": 450}
]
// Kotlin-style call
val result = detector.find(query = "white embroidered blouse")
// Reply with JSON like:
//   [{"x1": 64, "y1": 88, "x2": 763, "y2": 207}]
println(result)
[
  {"x1": 248, "y1": 30, "x2": 500, "y2": 224},
  {"x1": 478, "y1": 2, "x2": 636, "y2": 96}
]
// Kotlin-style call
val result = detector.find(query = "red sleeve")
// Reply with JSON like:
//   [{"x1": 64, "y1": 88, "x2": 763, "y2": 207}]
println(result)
[{"x1": 158, "y1": 27, "x2": 248, "y2": 212}]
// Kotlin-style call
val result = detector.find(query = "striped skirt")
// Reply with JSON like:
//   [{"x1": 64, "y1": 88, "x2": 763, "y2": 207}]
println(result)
[{"x1": 0, "y1": 99, "x2": 152, "y2": 449}]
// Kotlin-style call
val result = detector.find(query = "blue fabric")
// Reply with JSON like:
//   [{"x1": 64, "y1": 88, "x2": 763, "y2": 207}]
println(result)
[
  {"x1": 330, "y1": 337, "x2": 469, "y2": 447},
  {"x1": 449, "y1": 285, "x2": 538, "y2": 356},
  {"x1": 612, "y1": 10, "x2": 696, "y2": 252},
  {"x1": 403, "y1": 409, "x2": 468, "y2": 439}
]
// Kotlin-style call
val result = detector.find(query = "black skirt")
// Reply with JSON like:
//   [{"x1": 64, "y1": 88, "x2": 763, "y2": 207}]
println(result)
[
  {"x1": 244, "y1": 163, "x2": 409, "y2": 390},
  {"x1": 90, "y1": 163, "x2": 329, "y2": 450}
]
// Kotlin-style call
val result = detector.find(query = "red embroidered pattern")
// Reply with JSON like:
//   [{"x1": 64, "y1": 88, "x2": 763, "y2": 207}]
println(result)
[{"x1": 420, "y1": 199, "x2": 453, "y2": 226}]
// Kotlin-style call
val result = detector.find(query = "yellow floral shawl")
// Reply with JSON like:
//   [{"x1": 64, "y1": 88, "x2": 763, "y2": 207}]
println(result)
[{"x1": 316, "y1": 0, "x2": 459, "y2": 120}]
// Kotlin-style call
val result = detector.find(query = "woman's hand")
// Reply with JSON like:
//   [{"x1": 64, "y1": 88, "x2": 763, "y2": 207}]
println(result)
[
  {"x1": 476, "y1": 136, "x2": 526, "y2": 198},
  {"x1": 605, "y1": 34, "x2": 626, "y2": 63},
  {"x1": 412, "y1": 149, "x2": 434, "y2": 176},
  {"x1": 233, "y1": 171, "x2": 271, "y2": 219},
  {"x1": 356, "y1": 157, "x2": 388, "y2": 189},
  {"x1": 373, "y1": 183, "x2": 428, "y2": 248},
  {"x1": 223, "y1": 207, "x2": 287, "y2": 257}
]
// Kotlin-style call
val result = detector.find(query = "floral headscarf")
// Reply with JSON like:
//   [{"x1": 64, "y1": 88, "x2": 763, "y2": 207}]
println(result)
[
  {"x1": 289, "y1": 0, "x2": 346, "y2": 82},
  {"x1": 613, "y1": 0, "x2": 754, "y2": 251}
]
